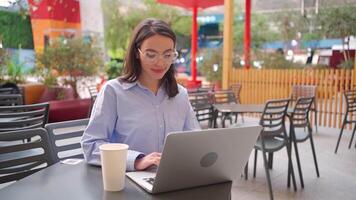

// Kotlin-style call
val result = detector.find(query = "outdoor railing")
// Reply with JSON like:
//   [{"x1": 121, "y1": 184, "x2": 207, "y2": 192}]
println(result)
[{"x1": 229, "y1": 68, "x2": 356, "y2": 129}]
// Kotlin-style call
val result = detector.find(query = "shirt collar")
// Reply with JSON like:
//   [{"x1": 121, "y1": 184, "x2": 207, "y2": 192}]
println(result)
[{"x1": 121, "y1": 81, "x2": 138, "y2": 90}]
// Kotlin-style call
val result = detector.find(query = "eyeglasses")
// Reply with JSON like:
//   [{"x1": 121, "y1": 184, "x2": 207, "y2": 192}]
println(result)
[{"x1": 138, "y1": 48, "x2": 178, "y2": 64}]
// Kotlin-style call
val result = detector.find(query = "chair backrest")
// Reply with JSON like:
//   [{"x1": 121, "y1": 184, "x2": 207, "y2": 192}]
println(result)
[
  {"x1": 0, "y1": 102, "x2": 49, "y2": 132},
  {"x1": 290, "y1": 85, "x2": 317, "y2": 101},
  {"x1": 45, "y1": 118, "x2": 89, "y2": 162},
  {"x1": 229, "y1": 83, "x2": 242, "y2": 103},
  {"x1": 260, "y1": 98, "x2": 290, "y2": 138},
  {"x1": 0, "y1": 88, "x2": 15, "y2": 94},
  {"x1": 188, "y1": 92, "x2": 214, "y2": 123},
  {"x1": 0, "y1": 94, "x2": 23, "y2": 106},
  {"x1": 212, "y1": 90, "x2": 237, "y2": 104},
  {"x1": 87, "y1": 85, "x2": 98, "y2": 98},
  {"x1": 344, "y1": 90, "x2": 356, "y2": 120},
  {"x1": 0, "y1": 128, "x2": 56, "y2": 184},
  {"x1": 291, "y1": 97, "x2": 314, "y2": 128}
]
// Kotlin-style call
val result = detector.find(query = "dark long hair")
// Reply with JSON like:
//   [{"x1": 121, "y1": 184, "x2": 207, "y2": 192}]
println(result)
[{"x1": 120, "y1": 18, "x2": 178, "y2": 98}]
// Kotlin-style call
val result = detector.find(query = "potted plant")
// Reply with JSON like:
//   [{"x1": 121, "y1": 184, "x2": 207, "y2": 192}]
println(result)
[
  {"x1": 36, "y1": 37, "x2": 104, "y2": 99},
  {"x1": 200, "y1": 48, "x2": 223, "y2": 89},
  {"x1": 35, "y1": 37, "x2": 104, "y2": 122}
]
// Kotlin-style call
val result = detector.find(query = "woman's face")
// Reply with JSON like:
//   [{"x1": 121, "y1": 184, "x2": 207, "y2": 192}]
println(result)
[{"x1": 138, "y1": 34, "x2": 175, "y2": 82}]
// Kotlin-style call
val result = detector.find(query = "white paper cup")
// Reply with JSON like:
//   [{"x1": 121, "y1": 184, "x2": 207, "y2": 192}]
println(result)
[{"x1": 99, "y1": 143, "x2": 129, "y2": 191}]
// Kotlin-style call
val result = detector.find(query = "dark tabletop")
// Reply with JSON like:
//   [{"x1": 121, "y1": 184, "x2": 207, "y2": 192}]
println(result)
[{"x1": 0, "y1": 162, "x2": 232, "y2": 200}]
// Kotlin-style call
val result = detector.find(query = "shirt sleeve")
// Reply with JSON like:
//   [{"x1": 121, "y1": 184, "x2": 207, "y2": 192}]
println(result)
[{"x1": 80, "y1": 82, "x2": 144, "y2": 171}]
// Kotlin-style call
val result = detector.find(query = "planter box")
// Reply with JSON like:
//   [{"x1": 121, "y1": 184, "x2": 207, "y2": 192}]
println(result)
[
  {"x1": 48, "y1": 98, "x2": 91, "y2": 123},
  {"x1": 18, "y1": 83, "x2": 46, "y2": 104}
]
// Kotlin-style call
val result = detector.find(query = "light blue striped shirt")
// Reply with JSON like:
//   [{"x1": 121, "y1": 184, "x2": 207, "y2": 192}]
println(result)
[{"x1": 81, "y1": 79, "x2": 200, "y2": 171}]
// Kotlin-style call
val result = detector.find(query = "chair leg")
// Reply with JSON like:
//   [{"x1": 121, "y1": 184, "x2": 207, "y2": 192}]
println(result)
[
  {"x1": 293, "y1": 137, "x2": 304, "y2": 188},
  {"x1": 262, "y1": 151, "x2": 274, "y2": 200},
  {"x1": 309, "y1": 131, "x2": 320, "y2": 177},
  {"x1": 268, "y1": 152, "x2": 274, "y2": 169},
  {"x1": 287, "y1": 140, "x2": 297, "y2": 191},
  {"x1": 348, "y1": 123, "x2": 356, "y2": 149},
  {"x1": 314, "y1": 109, "x2": 318, "y2": 133},
  {"x1": 222, "y1": 114, "x2": 227, "y2": 128},
  {"x1": 335, "y1": 120, "x2": 347, "y2": 154},
  {"x1": 253, "y1": 149, "x2": 258, "y2": 178},
  {"x1": 244, "y1": 162, "x2": 248, "y2": 180}
]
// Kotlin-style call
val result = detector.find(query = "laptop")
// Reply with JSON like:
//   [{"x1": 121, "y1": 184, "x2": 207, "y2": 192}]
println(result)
[{"x1": 126, "y1": 125, "x2": 261, "y2": 194}]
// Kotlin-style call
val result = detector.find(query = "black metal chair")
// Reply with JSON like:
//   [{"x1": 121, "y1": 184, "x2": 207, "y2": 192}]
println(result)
[
  {"x1": 87, "y1": 85, "x2": 98, "y2": 118},
  {"x1": 0, "y1": 102, "x2": 49, "y2": 132},
  {"x1": 335, "y1": 90, "x2": 356, "y2": 153},
  {"x1": 0, "y1": 128, "x2": 56, "y2": 184},
  {"x1": 229, "y1": 83, "x2": 244, "y2": 123},
  {"x1": 212, "y1": 90, "x2": 240, "y2": 127},
  {"x1": 0, "y1": 94, "x2": 23, "y2": 106},
  {"x1": 290, "y1": 85, "x2": 318, "y2": 132},
  {"x1": 252, "y1": 98, "x2": 296, "y2": 200},
  {"x1": 45, "y1": 118, "x2": 89, "y2": 162},
  {"x1": 289, "y1": 97, "x2": 319, "y2": 188},
  {"x1": 188, "y1": 92, "x2": 214, "y2": 128}
]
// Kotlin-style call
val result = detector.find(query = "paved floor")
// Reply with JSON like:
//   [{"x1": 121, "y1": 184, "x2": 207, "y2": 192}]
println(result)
[{"x1": 223, "y1": 117, "x2": 356, "y2": 200}]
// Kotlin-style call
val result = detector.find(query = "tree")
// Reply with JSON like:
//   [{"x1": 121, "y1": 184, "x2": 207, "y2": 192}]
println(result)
[
  {"x1": 233, "y1": 13, "x2": 279, "y2": 54},
  {"x1": 101, "y1": 0, "x2": 192, "y2": 59},
  {"x1": 317, "y1": 3, "x2": 356, "y2": 61}
]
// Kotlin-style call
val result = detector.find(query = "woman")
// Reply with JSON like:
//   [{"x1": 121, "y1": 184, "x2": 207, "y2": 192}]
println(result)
[{"x1": 81, "y1": 18, "x2": 200, "y2": 171}]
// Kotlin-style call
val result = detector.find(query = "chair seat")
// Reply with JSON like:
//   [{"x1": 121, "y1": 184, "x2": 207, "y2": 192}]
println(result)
[
  {"x1": 293, "y1": 129, "x2": 310, "y2": 142},
  {"x1": 255, "y1": 137, "x2": 287, "y2": 152}
]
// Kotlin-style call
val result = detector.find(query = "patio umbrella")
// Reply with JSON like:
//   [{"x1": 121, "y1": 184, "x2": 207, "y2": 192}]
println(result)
[{"x1": 157, "y1": 0, "x2": 224, "y2": 88}]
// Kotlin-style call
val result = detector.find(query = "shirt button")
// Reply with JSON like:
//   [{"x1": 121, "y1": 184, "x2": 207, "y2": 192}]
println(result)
[{"x1": 160, "y1": 125, "x2": 163, "y2": 128}]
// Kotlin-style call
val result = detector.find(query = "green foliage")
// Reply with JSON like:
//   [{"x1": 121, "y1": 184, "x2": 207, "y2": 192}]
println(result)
[
  {"x1": 255, "y1": 51, "x2": 302, "y2": 69},
  {"x1": 338, "y1": 60, "x2": 355, "y2": 69},
  {"x1": 0, "y1": 47, "x2": 8, "y2": 83},
  {"x1": 101, "y1": 0, "x2": 192, "y2": 59},
  {"x1": 316, "y1": 3, "x2": 356, "y2": 61},
  {"x1": 6, "y1": 59, "x2": 25, "y2": 83},
  {"x1": 105, "y1": 60, "x2": 124, "y2": 80},
  {"x1": 317, "y1": 4, "x2": 356, "y2": 39},
  {"x1": 201, "y1": 49, "x2": 222, "y2": 82},
  {"x1": 0, "y1": 10, "x2": 34, "y2": 49},
  {"x1": 36, "y1": 37, "x2": 104, "y2": 97},
  {"x1": 233, "y1": 13, "x2": 279, "y2": 53}
]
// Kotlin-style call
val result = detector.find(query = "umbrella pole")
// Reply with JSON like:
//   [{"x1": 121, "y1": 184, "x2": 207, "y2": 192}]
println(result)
[
  {"x1": 244, "y1": 0, "x2": 251, "y2": 69},
  {"x1": 191, "y1": 5, "x2": 198, "y2": 83},
  {"x1": 187, "y1": 5, "x2": 201, "y2": 89}
]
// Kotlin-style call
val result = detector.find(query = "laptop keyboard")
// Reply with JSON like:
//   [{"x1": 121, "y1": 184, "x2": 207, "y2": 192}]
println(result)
[{"x1": 143, "y1": 177, "x2": 155, "y2": 185}]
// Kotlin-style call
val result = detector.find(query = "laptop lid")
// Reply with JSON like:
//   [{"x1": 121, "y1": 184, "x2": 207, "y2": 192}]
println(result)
[{"x1": 150, "y1": 125, "x2": 261, "y2": 193}]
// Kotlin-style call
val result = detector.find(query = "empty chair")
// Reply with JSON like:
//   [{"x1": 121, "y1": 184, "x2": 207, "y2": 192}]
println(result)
[
  {"x1": 229, "y1": 83, "x2": 244, "y2": 123},
  {"x1": 0, "y1": 94, "x2": 23, "y2": 106},
  {"x1": 0, "y1": 102, "x2": 49, "y2": 132},
  {"x1": 212, "y1": 90, "x2": 239, "y2": 127},
  {"x1": 290, "y1": 85, "x2": 318, "y2": 132},
  {"x1": 0, "y1": 88, "x2": 16, "y2": 94},
  {"x1": 289, "y1": 97, "x2": 319, "y2": 188},
  {"x1": 0, "y1": 128, "x2": 56, "y2": 184},
  {"x1": 335, "y1": 90, "x2": 356, "y2": 153},
  {"x1": 188, "y1": 92, "x2": 214, "y2": 128},
  {"x1": 252, "y1": 98, "x2": 296, "y2": 200},
  {"x1": 45, "y1": 118, "x2": 89, "y2": 162},
  {"x1": 87, "y1": 85, "x2": 98, "y2": 118}
]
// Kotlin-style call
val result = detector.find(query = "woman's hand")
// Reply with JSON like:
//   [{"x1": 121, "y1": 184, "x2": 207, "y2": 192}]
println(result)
[{"x1": 134, "y1": 152, "x2": 161, "y2": 171}]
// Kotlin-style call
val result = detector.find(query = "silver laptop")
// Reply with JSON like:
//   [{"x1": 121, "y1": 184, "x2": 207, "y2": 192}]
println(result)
[{"x1": 126, "y1": 125, "x2": 261, "y2": 194}]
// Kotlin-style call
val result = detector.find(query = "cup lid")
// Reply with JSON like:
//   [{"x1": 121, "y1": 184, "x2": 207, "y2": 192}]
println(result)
[{"x1": 99, "y1": 143, "x2": 129, "y2": 151}]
